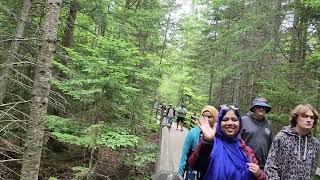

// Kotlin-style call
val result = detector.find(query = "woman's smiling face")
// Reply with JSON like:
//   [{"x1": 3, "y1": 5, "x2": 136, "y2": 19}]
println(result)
[{"x1": 220, "y1": 110, "x2": 240, "y2": 138}]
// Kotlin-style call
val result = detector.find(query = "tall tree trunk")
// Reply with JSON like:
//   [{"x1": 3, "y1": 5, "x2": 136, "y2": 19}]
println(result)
[
  {"x1": 0, "y1": 0, "x2": 32, "y2": 104},
  {"x1": 247, "y1": 68, "x2": 255, "y2": 107},
  {"x1": 288, "y1": 12, "x2": 299, "y2": 63},
  {"x1": 217, "y1": 78, "x2": 224, "y2": 105},
  {"x1": 298, "y1": 18, "x2": 308, "y2": 62},
  {"x1": 159, "y1": 3, "x2": 173, "y2": 65},
  {"x1": 232, "y1": 67, "x2": 240, "y2": 105},
  {"x1": 243, "y1": 60, "x2": 255, "y2": 108},
  {"x1": 208, "y1": 71, "x2": 214, "y2": 105},
  {"x1": 20, "y1": 0, "x2": 62, "y2": 179},
  {"x1": 100, "y1": 20, "x2": 106, "y2": 36},
  {"x1": 273, "y1": 0, "x2": 283, "y2": 56},
  {"x1": 288, "y1": 0, "x2": 308, "y2": 63},
  {"x1": 63, "y1": 0, "x2": 79, "y2": 48},
  {"x1": 87, "y1": 131, "x2": 98, "y2": 180}
]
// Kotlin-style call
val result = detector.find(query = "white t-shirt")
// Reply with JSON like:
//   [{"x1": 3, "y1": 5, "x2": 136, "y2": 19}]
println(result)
[{"x1": 167, "y1": 108, "x2": 174, "y2": 117}]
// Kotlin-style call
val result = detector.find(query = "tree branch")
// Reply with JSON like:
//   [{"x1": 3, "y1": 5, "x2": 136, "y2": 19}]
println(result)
[
  {"x1": 0, "y1": 159, "x2": 22, "y2": 163},
  {"x1": 0, "y1": 38, "x2": 38, "y2": 43},
  {"x1": 275, "y1": 42, "x2": 289, "y2": 61}
]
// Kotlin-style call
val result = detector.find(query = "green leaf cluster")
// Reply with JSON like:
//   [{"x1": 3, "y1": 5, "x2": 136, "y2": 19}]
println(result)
[
  {"x1": 98, "y1": 130, "x2": 140, "y2": 150},
  {"x1": 71, "y1": 166, "x2": 90, "y2": 180},
  {"x1": 46, "y1": 115, "x2": 140, "y2": 150}
]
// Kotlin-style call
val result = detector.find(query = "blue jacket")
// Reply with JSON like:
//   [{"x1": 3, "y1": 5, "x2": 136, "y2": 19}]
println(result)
[{"x1": 178, "y1": 127, "x2": 201, "y2": 175}]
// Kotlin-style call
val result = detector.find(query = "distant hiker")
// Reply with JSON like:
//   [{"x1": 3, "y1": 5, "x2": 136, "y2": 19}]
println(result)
[
  {"x1": 240, "y1": 97, "x2": 272, "y2": 170},
  {"x1": 178, "y1": 105, "x2": 218, "y2": 179},
  {"x1": 189, "y1": 105, "x2": 266, "y2": 180},
  {"x1": 166, "y1": 104, "x2": 175, "y2": 127},
  {"x1": 265, "y1": 104, "x2": 319, "y2": 179},
  {"x1": 176, "y1": 104, "x2": 187, "y2": 131},
  {"x1": 160, "y1": 104, "x2": 167, "y2": 124}
]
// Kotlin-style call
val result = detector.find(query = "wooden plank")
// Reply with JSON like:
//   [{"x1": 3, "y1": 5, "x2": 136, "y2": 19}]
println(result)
[{"x1": 316, "y1": 167, "x2": 320, "y2": 176}]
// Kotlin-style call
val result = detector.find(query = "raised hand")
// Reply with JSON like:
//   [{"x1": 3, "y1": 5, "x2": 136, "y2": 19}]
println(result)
[{"x1": 198, "y1": 116, "x2": 217, "y2": 141}]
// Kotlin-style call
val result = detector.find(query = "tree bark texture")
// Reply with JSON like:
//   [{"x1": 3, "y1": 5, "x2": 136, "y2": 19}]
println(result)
[
  {"x1": 288, "y1": 0, "x2": 308, "y2": 63},
  {"x1": 0, "y1": 0, "x2": 32, "y2": 104},
  {"x1": 232, "y1": 67, "x2": 240, "y2": 105},
  {"x1": 20, "y1": 0, "x2": 62, "y2": 179},
  {"x1": 159, "y1": 5, "x2": 172, "y2": 65},
  {"x1": 208, "y1": 71, "x2": 213, "y2": 105},
  {"x1": 63, "y1": 0, "x2": 79, "y2": 48}
]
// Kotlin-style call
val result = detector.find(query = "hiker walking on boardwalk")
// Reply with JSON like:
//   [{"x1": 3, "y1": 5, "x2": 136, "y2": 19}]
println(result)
[
  {"x1": 265, "y1": 104, "x2": 320, "y2": 179},
  {"x1": 159, "y1": 103, "x2": 167, "y2": 124},
  {"x1": 176, "y1": 104, "x2": 187, "y2": 131},
  {"x1": 178, "y1": 105, "x2": 218, "y2": 179},
  {"x1": 240, "y1": 97, "x2": 273, "y2": 170},
  {"x1": 166, "y1": 104, "x2": 175, "y2": 127},
  {"x1": 189, "y1": 105, "x2": 266, "y2": 180}
]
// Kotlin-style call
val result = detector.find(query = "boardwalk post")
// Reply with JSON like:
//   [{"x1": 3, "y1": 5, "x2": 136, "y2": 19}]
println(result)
[{"x1": 316, "y1": 167, "x2": 320, "y2": 176}]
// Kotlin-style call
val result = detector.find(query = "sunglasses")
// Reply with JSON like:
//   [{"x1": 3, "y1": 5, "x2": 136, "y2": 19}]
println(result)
[
  {"x1": 220, "y1": 104, "x2": 239, "y2": 111},
  {"x1": 254, "y1": 105, "x2": 267, "y2": 110}
]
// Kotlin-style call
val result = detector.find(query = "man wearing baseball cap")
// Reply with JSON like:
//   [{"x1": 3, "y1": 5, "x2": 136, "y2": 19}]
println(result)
[{"x1": 240, "y1": 97, "x2": 273, "y2": 170}]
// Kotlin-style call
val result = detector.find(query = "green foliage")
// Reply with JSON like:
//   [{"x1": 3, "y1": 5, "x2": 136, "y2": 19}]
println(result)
[
  {"x1": 305, "y1": 0, "x2": 320, "y2": 9},
  {"x1": 267, "y1": 113, "x2": 290, "y2": 134},
  {"x1": 121, "y1": 143, "x2": 158, "y2": 177},
  {"x1": 7, "y1": 0, "x2": 320, "y2": 178},
  {"x1": 46, "y1": 115, "x2": 87, "y2": 135},
  {"x1": 72, "y1": 166, "x2": 90, "y2": 180},
  {"x1": 98, "y1": 130, "x2": 140, "y2": 150},
  {"x1": 129, "y1": 150, "x2": 157, "y2": 167},
  {"x1": 2, "y1": 0, "x2": 165, "y2": 179},
  {"x1": 258, "y1": 77, "x2": 304, "y2": 109},
  {"x1": 306, "y1": 46, "x2": 320, "y2": 76},
  {"x1": 314, "y1": 175, "x2": 320, "y2": 180},
  {"x1": 49, "y1": 177, "x2": 59, "y2": 180},
  {"x1": 51, "y1": 132, "x2": 91, "y2": 147},
  {"x1": 267, "y1": 113, "x2": 289, "y2": 122},
  {"x1": 46, "y1": 116, "x2": 140, "y2": 150},
  {"x1": 143, "y1": 117, "x2": 159, "y2": 133}
]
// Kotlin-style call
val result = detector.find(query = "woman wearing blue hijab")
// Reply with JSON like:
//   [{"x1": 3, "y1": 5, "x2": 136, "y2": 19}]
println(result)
[{"x1": 188, "y1": 105, "x2": 266, "y2": 180}]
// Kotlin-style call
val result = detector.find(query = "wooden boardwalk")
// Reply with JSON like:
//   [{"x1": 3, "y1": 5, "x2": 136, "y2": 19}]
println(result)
[{"x1": 153, "y1": 121, "x2": 188, "y2": 180}]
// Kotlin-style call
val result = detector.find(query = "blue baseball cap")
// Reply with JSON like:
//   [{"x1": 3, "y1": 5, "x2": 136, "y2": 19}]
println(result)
[{"x1": 250, "y1": 97, "x2": 272, "y2": 113}]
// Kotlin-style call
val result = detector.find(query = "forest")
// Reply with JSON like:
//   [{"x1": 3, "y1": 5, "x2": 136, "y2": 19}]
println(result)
[{"x1": 0, "y1": 0, "x2": 320, "y2": 179}]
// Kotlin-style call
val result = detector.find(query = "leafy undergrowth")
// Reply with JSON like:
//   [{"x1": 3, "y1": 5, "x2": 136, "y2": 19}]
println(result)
[{"x1": 40, "y1": 115, "x2": 159, "y2": 179}]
